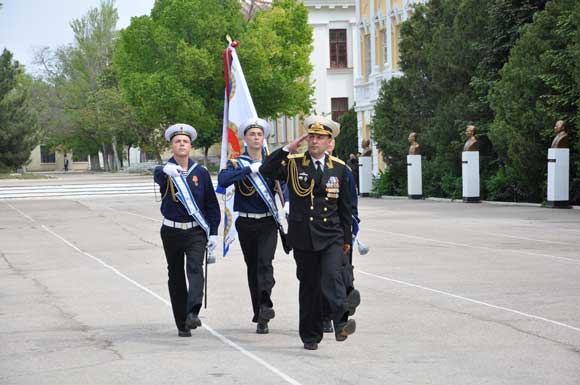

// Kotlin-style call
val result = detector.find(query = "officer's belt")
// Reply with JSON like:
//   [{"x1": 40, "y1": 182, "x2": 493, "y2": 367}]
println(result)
[
  {"x1": 237, "y1": 212, "x2": 273, "y2": 219},
  {"x1": 162, "y1": 218, "x2": 199, "y2": 230}
]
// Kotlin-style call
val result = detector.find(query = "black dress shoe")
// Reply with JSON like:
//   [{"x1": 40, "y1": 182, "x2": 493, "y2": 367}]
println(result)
[
  {"x1": 185, "y1": 313, "x2": 202, "y2": 330},
  {"x1": 303, "y1": 342, "x2": 318, "y2": 350},
  {"x1": 322, "y1": 320, "x2": 334, "y2": 333},
  {"x1": 258, "y1": 306, "x2": 275, "y2": 323},
  {"x1": 256, "y1": 322, "x2": 269, "y2": 334},
  {"x1": 346, "y1": 289, "x2": 361, "y2": 315},
  {"x1": 178, "y1": 329, "x2": 192, "y2": 337},
  {"x1": 335, "y1": 319, "x2": 356, "y2": 342}
]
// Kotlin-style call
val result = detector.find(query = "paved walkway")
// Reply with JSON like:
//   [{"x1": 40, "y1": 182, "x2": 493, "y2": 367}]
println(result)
[{"x1": 1, "y1": 179, "x2": 579, "y2": 384}]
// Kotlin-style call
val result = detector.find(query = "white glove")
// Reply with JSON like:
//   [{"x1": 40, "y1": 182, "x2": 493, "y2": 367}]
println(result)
[
  {"x1": 207, "y1": 235, "x2": 218, "y2": 251},
  {"x1": 283, "y1": 201, "x2": 290, "y2": 217},
  {"x1": 163, "y1": 163, "x2": 183, "y2": 177},
  {"x1": 249, "y1": 162, "x2": 262, "y2": 174}
]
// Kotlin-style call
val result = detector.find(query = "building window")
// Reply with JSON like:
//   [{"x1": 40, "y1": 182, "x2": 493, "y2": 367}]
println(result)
[
  {"x1": 383, "y1": 30, "x2": 389, "y2": 66},
  {"x1": 73, "y1": 151, "x2": 89, "y2": 162},
  {"x1": 40, "y1": 145, "x2": 56, "y2": 163},
  {"x1": 331, "y1": 98, "x2": 349, "y2": 122},
  {"x1": 282, "y1": 116, "x2": 289, "y2": 143},
  {"x1": 270, "y1": 120, "x2": 278, "y2": 144},
  {"x1": 364, "y1": 34, "x2": 371, "y2": 77},
  {"x1": 329, "y1": 29, "x2": 347, "y2": 68}
]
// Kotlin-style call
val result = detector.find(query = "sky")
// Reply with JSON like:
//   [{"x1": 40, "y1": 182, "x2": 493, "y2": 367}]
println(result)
[{"x1": 0, "y1": 0, "x2": 155, "y2": 75}]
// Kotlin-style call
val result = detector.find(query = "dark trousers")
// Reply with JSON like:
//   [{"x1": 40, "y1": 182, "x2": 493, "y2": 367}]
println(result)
[
  {"x1": 236, "y1": 216, "x2": 277, "y2": 322},
  {"x1": 294, "y1": 239, "x2": 348, "y2": 343},
  {"x1": 323, "y1": 247, "x2": 354, "y2": 321},
  {"x1": 160, "y1": 225, "x2": 207, "y2": 330}
]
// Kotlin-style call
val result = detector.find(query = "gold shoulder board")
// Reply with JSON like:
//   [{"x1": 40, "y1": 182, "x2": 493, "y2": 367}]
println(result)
[
  {"x1": 330, "y1": 156, "x2": 345, "y2": 165},
  {"x1": 288, "y1": 153, "x2": 305, "y2": 159}
]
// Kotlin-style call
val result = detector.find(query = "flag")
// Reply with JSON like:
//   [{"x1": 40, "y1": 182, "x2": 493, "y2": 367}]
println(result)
[{"x1": 218, "y1": 41, "x2": 258, "y2": 257}]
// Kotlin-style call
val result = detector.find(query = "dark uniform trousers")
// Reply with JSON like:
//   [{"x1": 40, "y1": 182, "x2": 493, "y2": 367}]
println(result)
[
  {"x1": 235, "y1": 216, "x2": 277, "y2": 322},
  {"x1": 160, "y1": 226, "x2": 207, "y2": 331},
  {"x1": 323, "y1": 247, "x2": 354, "y2": 322},
  {"x1": 260, "y1": 147, "x2": 353, "y2": 344},
  {"x1": 295, "y1": 239, "x2": 348, "y2": 343}
]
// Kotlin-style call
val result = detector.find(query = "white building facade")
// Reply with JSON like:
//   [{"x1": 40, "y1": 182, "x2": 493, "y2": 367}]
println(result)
[
  {"x1": 354, "y1": 0, "x2": 427, "y2": 174},
  {"x1": 304, "y1": 0, "x2": 356, "y2": 120},
  {"x1": 268, "y1": 1, "x2": 356, "y2": 147}
]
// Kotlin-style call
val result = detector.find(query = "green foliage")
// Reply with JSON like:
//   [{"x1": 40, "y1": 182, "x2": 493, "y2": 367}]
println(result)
[
  {"x1": 371, "y1": 0, "x2": 552, "y2": 201},
  {"x1": 115, "y1": 0, "x2": 245, "y2": 158},
  {"x1": 115, "y1": 0, "x2": 314, "y2": 160},
  {"x1": 0, "y1": 50, "x2": 38, "y2": 171},
  {"x1": 489, "y1": 0, "x2": 580, "y2": 202},
  {"x1": 371, "y1": 169, "x2": 395, "y2": 197},
  {"x1": 35, "y1": 0, "x2": 136, "y2": 170},
  {"x1": 239, "y1": 0, "x2": 314, "y2": 118},
  {"x1": 334, "y1": 107, "x2": 358, "y2": 161}
]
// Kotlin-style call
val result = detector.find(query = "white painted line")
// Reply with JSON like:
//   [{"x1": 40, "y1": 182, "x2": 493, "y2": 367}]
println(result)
[
  {"x1": 4, "y1": 202, "x2": 35, "y2": 222},
  {"x1": 356, "y1": 269, "x2": 580, "y2": 333},
  {"x1": 4, "y1": 203, "x2": 303, "y2": 385},
  {"x1": 367, "y1": 228, "x2": 580, "y2": 264},
  {"x1": 479, "y1": 231, "x2": 576, "y2": 246},
  {"x1": 0, "y1": 193, "x2": 156, "y2": 201}
]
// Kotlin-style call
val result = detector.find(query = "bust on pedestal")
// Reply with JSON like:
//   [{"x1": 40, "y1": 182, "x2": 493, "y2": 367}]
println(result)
[
  {"x1": 547, "y1": 120, "x2": 570, "y2": 208},
  {"x1": 359, "y1": 138, "x2": 373, "y2": 196},
  {"x1": 407, "y1": 132, "x2": 423, "y2": 199},
  {"x1": 462, "y1": 125, "x2": 480, "y2": 203}
]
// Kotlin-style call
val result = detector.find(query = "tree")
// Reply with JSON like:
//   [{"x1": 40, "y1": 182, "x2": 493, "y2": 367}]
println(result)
[
  {"x1": 334, "y1": 107, "x2": 358, "y2": 161},
  {"x1": 115, "y1": 0, "x2": 314, "y2": 164},
  {"x1": 239, "y1": 0, "x2": 313, "y2": 118},
  {"x1": 115, "y1": 0, "x2": 246, "y2": 164},
  {"x1": 36, "y1": 0, "x2": 135, "y2": 171},
  {"x1": 489, "y1": 0, "x2": 580, "y2": 203},
  {"x1": 371, "y1": 0, "x2": 546, "y2": 200},
  {"x1": 0, "y1": 49, "x2": 38, "y2": 171}
]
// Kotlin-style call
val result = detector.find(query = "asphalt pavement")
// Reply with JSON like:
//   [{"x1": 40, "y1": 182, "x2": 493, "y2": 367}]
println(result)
[{"x1": 1, "y1": 174, "x2": 579, "y2": 385}]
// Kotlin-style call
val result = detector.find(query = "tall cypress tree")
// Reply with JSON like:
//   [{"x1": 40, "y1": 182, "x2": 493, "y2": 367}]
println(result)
[{"x1": 0, "y1": 49, "x2": 38, "y2": 171}]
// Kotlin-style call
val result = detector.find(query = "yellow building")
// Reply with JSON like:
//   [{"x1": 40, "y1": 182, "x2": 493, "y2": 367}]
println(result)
[
  {"x1": 354, "y1": 0, "x2": 426, "y2": 174},
  {"x1": 26, "y1": 145, "x2": 90, "y2": 172}
]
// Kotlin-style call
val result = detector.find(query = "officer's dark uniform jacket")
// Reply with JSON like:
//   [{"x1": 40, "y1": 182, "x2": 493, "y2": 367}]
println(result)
[
  {"x1": 217, "y1": 152, "x2": 282, "y2": 214},
  {"x1": 154, "y1": 157, "x2": 220, "y2": 235},
  {"x1": 260, "y1": 147, "x2": 352, "y2": 251}
]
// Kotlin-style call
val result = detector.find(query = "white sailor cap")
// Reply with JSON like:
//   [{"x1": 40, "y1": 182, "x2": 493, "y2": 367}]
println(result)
[
  {"x1": 304, "y1": 115, "x2": 340, "y2": 138},
  {"x1": 164, "y1": 123, "x2": 197, "y2": 142},
  {"x1": 238, "y1": 117, "x2": 271, "y2": 138}
]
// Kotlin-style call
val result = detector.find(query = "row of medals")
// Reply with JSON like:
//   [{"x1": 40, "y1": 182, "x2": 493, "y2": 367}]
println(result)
[{"x1": 326, "y1": 176, "x2": 339, "y2": 199}]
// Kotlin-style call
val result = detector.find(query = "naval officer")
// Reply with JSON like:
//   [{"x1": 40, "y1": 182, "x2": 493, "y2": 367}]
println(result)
[{"x1": 260, "y1": 115, "x2": 356, "y2": 350}]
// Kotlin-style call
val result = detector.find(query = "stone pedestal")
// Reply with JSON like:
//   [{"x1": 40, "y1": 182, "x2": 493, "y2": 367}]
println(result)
[
  {"x1": 547, "y1": 148, "x2": 570, "y2": 208},
  {"x1": 462, "y1": 151, "x2": 480, "y2": 203},
  {"x1": 407, "y1": 155, "x2": 423, "y2": 199},
  {"x1": 359, "y1": 156, "x2": 372, "y2": 197}
]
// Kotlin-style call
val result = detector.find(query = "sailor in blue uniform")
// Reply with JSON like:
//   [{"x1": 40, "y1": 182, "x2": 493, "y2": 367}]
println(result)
[
  {"x1": 154, "y1": 123, "x2": 220, "y2": 337},
  {"x1": 218, "y1": 117, "x2": 282, "y2": 334}
]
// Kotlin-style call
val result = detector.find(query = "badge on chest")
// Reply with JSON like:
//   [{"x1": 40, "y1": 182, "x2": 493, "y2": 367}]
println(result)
[
  {"x1": 326, "y1": 176, "x2": 339, "y2": 199},
  {"x1": 298, "y1": 172, "x2": 310, "y2": 183}
]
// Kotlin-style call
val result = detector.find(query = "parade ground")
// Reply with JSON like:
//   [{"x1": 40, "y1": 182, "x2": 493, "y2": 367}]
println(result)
[{"x1": 1, "y1": 174, "x2": 580, "y2": 385}]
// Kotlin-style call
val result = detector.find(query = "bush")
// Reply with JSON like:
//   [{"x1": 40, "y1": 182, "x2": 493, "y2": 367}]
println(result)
[{"x1": 371, "y1": 169, "x2": 401, "y2": 196}]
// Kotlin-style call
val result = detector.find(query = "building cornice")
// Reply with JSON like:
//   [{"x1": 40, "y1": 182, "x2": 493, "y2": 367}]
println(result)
[{"x1": 303, "y1": 0, "x2": 355, "y2": 9}]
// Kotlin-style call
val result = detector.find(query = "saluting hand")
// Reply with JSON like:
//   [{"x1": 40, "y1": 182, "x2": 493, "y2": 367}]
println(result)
[{"x1": 286, "y1": 133, "x2": 309, "y2": 153}]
